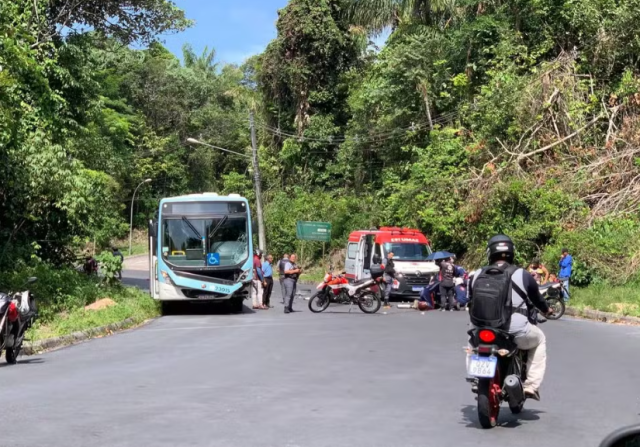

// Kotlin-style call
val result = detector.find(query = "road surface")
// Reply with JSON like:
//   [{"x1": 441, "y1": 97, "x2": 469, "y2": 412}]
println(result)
[{"x1": 0, "y1": 258, "x2": 638, "y2": 446}]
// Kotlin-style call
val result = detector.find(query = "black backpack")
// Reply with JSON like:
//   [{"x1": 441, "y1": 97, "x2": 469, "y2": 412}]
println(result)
[{"x1": 470, "y1": 263, "x2": 519, "y2": 330}]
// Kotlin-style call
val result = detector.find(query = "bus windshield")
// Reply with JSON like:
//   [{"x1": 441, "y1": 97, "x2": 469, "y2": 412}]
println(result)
[
  {"x1": 383, "y1": 243, "x2": 432, "y2": 261},
  {"x1": 162, "y1": 216, "x2": 248, "y2": 267}
]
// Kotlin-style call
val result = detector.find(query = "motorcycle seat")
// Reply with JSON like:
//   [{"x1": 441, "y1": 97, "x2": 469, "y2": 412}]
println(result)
[{"x1": 352, "y1": 278, "x2": 371, "y2": 286}]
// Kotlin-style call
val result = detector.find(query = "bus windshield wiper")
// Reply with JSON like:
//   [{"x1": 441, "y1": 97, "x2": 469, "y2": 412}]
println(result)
[
  {"x1": 181, "y1": 216, "x2": 202, "y2": 239},
  {"x1": 208, "y1": 215, "x2": 228, "y2": 240}
]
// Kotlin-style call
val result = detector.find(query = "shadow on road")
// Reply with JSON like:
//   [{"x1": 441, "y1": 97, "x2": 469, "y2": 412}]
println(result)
[
  {"x1": 460, "y1": 404, "x2": 544, "y2": 429},
  {"x1": 162, "y1": 301, "x2": 256, "y2": 316},
  {"x1": 0, "y1": 357, "x2": 45, "y2": 368}
]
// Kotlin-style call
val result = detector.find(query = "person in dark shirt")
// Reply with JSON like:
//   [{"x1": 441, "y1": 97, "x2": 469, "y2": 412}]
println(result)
[
  {"x1": 382, "y1": 252, "x2": 395, "y2": 308},
  {"x1": 111, "y1": 247, "x2": 124, "y2": 280},
  {"x1": 439, "y1": 257, "x2": 457, "y2": 311},
  {"x1": 84, "y1": 255, "x2": 98, "y2": 276}
]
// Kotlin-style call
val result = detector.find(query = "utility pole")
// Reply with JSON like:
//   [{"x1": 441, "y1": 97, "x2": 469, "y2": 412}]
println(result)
[{"x1": 249, "y1": 110, "x2": 267, "y2": 254}]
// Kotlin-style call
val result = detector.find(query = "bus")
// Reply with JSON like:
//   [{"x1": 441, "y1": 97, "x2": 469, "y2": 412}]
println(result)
[{"x1": 148, "y1": 193, "x2": 254, "y2": 313}]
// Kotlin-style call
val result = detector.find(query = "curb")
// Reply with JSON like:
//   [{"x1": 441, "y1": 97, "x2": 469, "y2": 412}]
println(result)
[
  {"x1": 23, "y1": 317, "x2": 156, "y2": 355},
  {"x1": 565, "y1": 306, "x2": 640, "y2": 325}
]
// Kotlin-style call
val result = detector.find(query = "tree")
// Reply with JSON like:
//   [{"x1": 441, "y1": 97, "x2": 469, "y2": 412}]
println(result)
[
  {"x1": 345, "y1": 0, "x2": 455, "y2": 34},
  {"x1": 42, "y1": 0, "x2": 192, "y2": 45}
]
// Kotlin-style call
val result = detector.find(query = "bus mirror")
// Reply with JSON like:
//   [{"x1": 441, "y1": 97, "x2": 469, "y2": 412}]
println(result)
[
  {"x1": 148, "y1": 219, "x2": 157, "y2": 237},
  {"x1": 252, "y1": 218, "x2": 258, "y2": 232}
]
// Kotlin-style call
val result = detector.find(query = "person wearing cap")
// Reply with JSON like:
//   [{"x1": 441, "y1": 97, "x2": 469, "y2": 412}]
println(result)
[
  {"x1": 558, "y1": 248, "x2": 573, "y2": 301},
  {"x1": 252, "y1": 249, "x2": 266, "y2": 309}
]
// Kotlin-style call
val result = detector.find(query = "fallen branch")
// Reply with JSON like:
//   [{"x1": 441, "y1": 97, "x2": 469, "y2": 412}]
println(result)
[{"x1": 516, "y1": 113, "x2": 604, "y2": 161}]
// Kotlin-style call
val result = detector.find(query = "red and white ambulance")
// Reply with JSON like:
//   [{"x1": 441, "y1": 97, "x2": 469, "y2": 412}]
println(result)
[{"x1": 344, "y1": 227, "x2": 439, "y2": 298}]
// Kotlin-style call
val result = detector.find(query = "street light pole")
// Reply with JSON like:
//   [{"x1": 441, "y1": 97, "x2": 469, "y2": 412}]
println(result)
[
  {"x1": 186, "y1": 132, "x2": 267, "y2": 254},
  {"x1": 129, "y1": 179, "x2": 152, "y2": 255},
  {"x1": 249, "y1": 110, "x2": 267, "y2": 253}
]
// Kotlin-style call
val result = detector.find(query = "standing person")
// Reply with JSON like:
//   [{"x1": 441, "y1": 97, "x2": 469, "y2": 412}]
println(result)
[
  {"x1": 283, "y1": 253, "x2": 302, "y2": 314},
  {"x1": 558, "y1": 248, "x2": 573, "y2": 301},
  {"x1": 111, "y1": 247, "x2": 124, "y2": 280},
  {"x1": 252, "y1": 249, "x2": 266, "y2": 310},
  {"x1": 262, "y1": 254, "x2": 274, "y2": 308},
  {"x1": 278, "y1": 253, "x2": 289, "y2": 304},
  {"x1": 382, "y1": 252, "x2": 395, "y2": 309},
  {"x1": 439, "y1": 257, "x2": 458, "y2": 311}
]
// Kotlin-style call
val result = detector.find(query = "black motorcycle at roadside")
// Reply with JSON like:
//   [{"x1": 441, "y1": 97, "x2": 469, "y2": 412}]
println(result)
[
  {"x1": 0, "y1": 277, "x2": 38, "y2": 364},
  {"x1": 539, "y1": 282, "x2": 567, "y2": 320}
]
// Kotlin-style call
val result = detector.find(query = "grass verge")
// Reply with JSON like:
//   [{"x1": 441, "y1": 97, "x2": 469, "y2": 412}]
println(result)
[
  {"x1": 28, "y1": 286, "x2": 160, "y2": 342},
  {"x1": 570, "y1": 284, "x2": 640, "y2": 317}
]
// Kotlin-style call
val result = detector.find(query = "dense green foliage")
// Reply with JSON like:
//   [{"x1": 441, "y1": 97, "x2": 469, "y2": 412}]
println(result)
[{"x1": 4, "y1": 0, "x2": 640, "y2": 331}]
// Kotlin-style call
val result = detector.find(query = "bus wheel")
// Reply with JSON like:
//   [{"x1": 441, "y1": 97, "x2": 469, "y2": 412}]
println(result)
[{"x1": 229, "y1": 298, "x2": 244, "y2": 314}]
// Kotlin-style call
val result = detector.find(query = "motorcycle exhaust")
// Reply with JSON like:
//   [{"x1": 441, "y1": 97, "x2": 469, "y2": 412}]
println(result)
[{"x1": 503, "y1": 374, "x2": 525, "y2": 407}]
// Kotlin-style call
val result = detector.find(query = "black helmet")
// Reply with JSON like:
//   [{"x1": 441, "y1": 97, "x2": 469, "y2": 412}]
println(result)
[{"x1": 487, "y1": 235, "x2": 515, "y2": 264}]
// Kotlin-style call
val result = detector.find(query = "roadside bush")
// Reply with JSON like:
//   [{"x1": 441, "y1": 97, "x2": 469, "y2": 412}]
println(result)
[
  {"x1": 96, "y1": 251, "x2": 122, "y2": 286},
  {"x1": 543, "y1": 218, "x2": 640, "y2": 286},
  {"x1": 0, "y1": 262, "x2": 102, "y2": 322}
]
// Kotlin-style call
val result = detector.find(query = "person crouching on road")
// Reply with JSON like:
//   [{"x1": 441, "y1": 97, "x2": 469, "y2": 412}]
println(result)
[
  {"x1": 439, "y1": 257, "x2": 458, "y2": 311},
  {"x1": 283, "y1": 254, "x2": 302, "y2": 314},
  {"x1": 252, "y1": 249, "x2": 266, "y2": 310},
  {"x1": 382, "y1": 252, "x2": 395, "y2": 309}
]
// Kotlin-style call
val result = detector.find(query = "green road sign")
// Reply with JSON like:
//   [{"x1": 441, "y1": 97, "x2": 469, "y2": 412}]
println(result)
[{"x1": 296, "y1": 221, "x2": 332, "y2": 242}]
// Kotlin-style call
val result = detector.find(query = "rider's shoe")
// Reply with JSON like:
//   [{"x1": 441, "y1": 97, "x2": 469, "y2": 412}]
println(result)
[{"x1": 524, "y1": 387, "x2": 541, "y2": 401}]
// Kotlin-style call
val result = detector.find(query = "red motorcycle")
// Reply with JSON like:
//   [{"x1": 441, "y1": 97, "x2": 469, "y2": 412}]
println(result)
[{"x1": 308, "y1": 268, "x2": 382, "y2": 314}]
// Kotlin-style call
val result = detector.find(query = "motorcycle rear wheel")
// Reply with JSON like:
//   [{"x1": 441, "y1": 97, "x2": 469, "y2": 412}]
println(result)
[
  {"x1": 545, "y1": 298, "x2": 565, "y2": 320},
  {"x1": 357, "y1": 292, "x2": 381, "y2": 314},
  {"x1": 5, "y1": 347, "x2": 19, "y2": 365},
  {"x1": 477, "y1": 378, "x2": 500, "y2": 429},
  {"x1": 309, "y1": 292, "x2": 330, "y2": 313}
]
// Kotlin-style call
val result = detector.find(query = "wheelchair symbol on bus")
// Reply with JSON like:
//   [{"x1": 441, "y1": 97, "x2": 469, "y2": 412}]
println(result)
[{"x1": 207, "y1": 253, "x2": 220, "y2": 266}]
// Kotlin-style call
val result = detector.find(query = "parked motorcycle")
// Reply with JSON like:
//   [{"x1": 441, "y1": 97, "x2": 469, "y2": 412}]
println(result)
[
  {"x1": 0, "y1": 277, "x2": 38, "y2": 364},
  {"x1": 466, "y1": 318, "x2": 547, "y2": 429},
  {"x1": 539, "y1": 282, "x2": 567, "y2": 320},
  {"x1": 308, "y1": 269, "x2": 382, "y2": 314}
]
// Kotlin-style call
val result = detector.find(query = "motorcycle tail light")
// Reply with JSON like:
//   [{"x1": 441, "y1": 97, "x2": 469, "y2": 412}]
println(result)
[
  {"x1": 7, "y1": 302, "x2": 19, "y2": 322},
  {"x1": 478, "y1": 329, "x2": 496, "y2": 343}
]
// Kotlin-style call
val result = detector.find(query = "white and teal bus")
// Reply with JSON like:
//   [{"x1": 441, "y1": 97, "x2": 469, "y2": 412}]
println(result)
[{"x1": 148, "y1": 193, "x2": 254, "y2": 313}]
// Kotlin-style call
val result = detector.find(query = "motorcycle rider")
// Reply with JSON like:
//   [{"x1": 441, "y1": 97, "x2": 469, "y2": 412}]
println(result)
[{"x1": 468, "y1": 235, "x2": 554, "y2": 401}]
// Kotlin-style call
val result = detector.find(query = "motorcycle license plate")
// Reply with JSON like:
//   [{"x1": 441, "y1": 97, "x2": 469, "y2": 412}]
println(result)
[
  {"x1": 468, "y1": 355, "x2": 498, "y2": 378},
  {"x1": 412, "y1": 286, "x2": 423, "y2": 292}
]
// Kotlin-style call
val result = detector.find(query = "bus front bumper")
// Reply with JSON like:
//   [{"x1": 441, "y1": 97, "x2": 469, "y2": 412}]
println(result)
[{"x1": 156, "y1": 281, "x2": 251, "y2": 302}]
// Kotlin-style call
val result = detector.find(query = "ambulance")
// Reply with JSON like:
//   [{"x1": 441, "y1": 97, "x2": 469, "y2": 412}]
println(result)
[{"x1": 344, "y1": 227, "x2": 440, "y2": 298}]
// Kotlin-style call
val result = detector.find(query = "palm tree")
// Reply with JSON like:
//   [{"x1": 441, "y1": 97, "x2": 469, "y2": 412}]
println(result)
[
  {"x1": 345, "y1": 0, "x2": 456, "y2": 35},
  {"x1": 182, "y1": 43, "x2": 217, "y2": 75}
]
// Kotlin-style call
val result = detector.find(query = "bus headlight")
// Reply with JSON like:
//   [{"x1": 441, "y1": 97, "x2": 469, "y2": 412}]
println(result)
[
  {"x1": 160, "y1": 270, "x2": 173, "y2": 286},
  {"x1": 238, "y1": 268, "x2": 252, "y2": 282}
]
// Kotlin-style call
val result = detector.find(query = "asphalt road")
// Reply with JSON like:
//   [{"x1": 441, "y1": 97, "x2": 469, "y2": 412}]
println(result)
[{"x1": 0, "y1": 262, "x2": 638, "y2": 446}]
